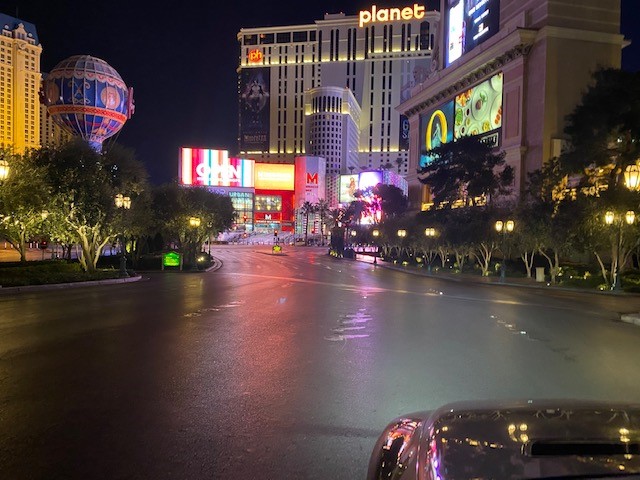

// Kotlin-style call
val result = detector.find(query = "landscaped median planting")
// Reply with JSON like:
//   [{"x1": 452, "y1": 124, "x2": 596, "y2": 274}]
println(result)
[{"x1": 0, "y1": 261, "x2": 124, "y2": 288}]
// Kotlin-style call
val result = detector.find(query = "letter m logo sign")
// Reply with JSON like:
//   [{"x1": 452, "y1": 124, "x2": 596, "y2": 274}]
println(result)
[{"x1": 306, "y1": 172, "x2": 318, "y2": 184}]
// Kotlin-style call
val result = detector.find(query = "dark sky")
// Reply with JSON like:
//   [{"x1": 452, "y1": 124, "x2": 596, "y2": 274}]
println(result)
[{"x1": 1, "y1": 1, "x2": 638, "y2": 185}]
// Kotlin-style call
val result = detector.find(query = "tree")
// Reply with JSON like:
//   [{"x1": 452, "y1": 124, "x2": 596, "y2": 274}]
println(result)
[
  {"x1": 299, "y1": 201, "x2": 316, "y2": 245},
  {"x1": 152, "y1": 183, "x2": 234, "y2": 267},
  {"x1": 35, "y1": 139, "x2": 151, "y2": 273},
  {"x1": 315, "y1": 199, "x2": 331, "y2": 245},
  {"x1": 417, "y1": 135, "x2": 514, "y2": 207},
  {"x1": 561, "y1": 68, "x2": 640, "y2": 190},
  {"x1": 372, "y1": 183, "x2": 408, "y2": 219},
  {"x1": 0, "y1": 148, "x2": 51, "y2": 262},
  {"x1": 38, "y1": 141, "x2": 115, "y2": 272}
]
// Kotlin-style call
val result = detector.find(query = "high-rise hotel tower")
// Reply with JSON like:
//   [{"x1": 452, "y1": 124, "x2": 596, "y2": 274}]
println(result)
[
  {"x1": 0, "y1": 14, "x2": 42, "y2": 153},
  {"x1": 237, "y1": 5, "x2": 438, "y2": 178}
]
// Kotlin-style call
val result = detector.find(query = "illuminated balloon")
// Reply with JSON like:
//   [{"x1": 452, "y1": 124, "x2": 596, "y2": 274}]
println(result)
[{"x1": 42, "y1": 55, "x2": 134, "y2": 151}]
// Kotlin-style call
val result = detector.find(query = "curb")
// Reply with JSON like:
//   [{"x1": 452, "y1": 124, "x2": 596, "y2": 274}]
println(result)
[
  {"x1": 352, "y1": 254, "x2": 635, "y2": 296},
  {"x1": 621, "y1": 313, "x2": 640, "y2": 326},
  {"x1": 0, "y1": 274, "x2": 142, "y2": 295}
]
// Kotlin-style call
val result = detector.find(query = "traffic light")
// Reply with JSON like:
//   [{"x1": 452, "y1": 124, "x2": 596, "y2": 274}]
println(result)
[{"x1": 274, "y1": 229, "x2": 278, "y2": 236}]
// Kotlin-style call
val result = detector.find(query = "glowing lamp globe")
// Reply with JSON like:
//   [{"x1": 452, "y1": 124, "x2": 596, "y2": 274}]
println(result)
[{"x1": 42, "y1": 55, "x2": 134, "y2": 151}]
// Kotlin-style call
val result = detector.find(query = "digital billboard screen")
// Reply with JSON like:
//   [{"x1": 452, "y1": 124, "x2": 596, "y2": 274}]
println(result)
[
  {"x1": 254, "y1": 163, "x2": 295, "y2": 190},
  {"x1": 454, "y1": 72, "x2": 502, "y2": 146},
  {"x1": 359, "y1": 171, "x2": 383, "y2": 190},
  {"x1": 419, "y1": 100, "x2": 455, "y2": 167},
  {"x1": 446, "y1": 0, "x2": 500, "y2": 66},
  {"x1": 339, "y1": 174, "x2": 359, "y2": 204},
  {"x1": 180, "y1": 148, "x2": 254, "y2": 187},
  {"x1": 240, "y1": 67, "x2": 270, "y2": 152}
]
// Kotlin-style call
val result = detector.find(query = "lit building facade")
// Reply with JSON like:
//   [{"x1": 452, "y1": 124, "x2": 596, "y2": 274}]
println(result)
[
  {"x1": 0, "y1": 14, "x2": 42, "y2": 153},
  {"x1": 237, "y1": 5, "x2": 438, "y2": 180},
  {"x1": 399, "y1": 0, "x2": 626, "y2": 209}
]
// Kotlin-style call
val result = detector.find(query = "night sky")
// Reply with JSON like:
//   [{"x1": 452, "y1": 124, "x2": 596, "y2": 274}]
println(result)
[{"x1": 2, "y1": 0, "x2": 639, "y2": 185}]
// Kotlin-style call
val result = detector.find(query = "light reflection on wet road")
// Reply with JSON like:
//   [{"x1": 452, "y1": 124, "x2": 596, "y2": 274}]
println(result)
[{"x1": 2, "y1": 245, "x2": 640, "y2": 479}]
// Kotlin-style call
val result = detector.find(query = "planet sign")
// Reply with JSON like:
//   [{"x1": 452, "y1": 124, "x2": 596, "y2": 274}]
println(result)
[{"x1": 42, "y1": 55, "x2": 134, "y2": 151}]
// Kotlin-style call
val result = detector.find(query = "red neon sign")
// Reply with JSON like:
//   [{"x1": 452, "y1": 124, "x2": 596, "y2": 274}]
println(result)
[{"x1": 248, "y1": 49, "x2": 263, "y2": 63}]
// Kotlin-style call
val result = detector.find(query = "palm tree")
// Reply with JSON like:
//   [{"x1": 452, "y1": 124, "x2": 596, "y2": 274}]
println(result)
[
  {"x1": 315, "y1": 199, "x2": 331, "y2": 246},
  {"x1": 300, "y1": 201, "x2": 316, "y2": 245}
]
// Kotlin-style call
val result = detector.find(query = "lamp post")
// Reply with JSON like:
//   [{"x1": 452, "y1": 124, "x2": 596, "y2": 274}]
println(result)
[
  {"x1": 189, "y1": 216, "x2": 201, "y2": 271},
  {"x1": 604, "y1": 210, "x2": 635, "y2": 291},
  {"x1": 495, "y1": 220, "x2": 515, "y2": 283},
  {"x1": 372, "y1": 228, "x2": 380, "y2": 265},
  {"x1": 115, "y1": 193, "x2": 131, "y2": 278},
  {"x1": 425, "y1": 227, "x2": 436, "y2": 273}
]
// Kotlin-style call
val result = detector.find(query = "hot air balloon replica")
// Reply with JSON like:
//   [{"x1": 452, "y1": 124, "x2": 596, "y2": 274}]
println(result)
[{"x1": 41, "y1": 54, "x2": 134, "y2": 151}]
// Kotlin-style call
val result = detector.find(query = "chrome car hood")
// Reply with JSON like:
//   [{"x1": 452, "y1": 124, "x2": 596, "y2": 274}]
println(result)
[{"x1": 368, "y1": 399, "x2": 640, "y2": 480}]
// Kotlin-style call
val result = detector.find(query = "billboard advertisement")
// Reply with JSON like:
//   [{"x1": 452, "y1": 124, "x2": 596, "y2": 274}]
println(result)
[
  {"x1": 446, "y1": 0, "x2": 500, "y2": 66},
  {"x1": 400, "y1": 58, "x2": 431, "y2": 103},
  {"x1": 419, "y1": 72, "x2": 503, "y2": 166},
  {"x1": 240, "y1": 67, "x2": 270, "y2": 152},
  {"x1": 419, "y1": 100, "x2": 455, "y2": 167},
  {"x1": 359, "y1": 171, "x2": 384, "y2": 190},
  {"x1": 339, "y1": 174, "x2": 359, "y2": 204},
  {"x1": 180, "y1": 148, "x2": 255, "y2": 187},
  {"x1": 254, "y1": 163, "x2": 295, "y2": 190},
  {"x1": 454, "y1": 72, "x2": 502, "y2": 146},
  {"x1": 295, "y1": 156, "x2": 326, "y2": 206}
]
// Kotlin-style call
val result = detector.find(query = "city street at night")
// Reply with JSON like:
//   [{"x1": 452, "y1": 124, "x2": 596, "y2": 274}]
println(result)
[{"x1": 2, "y1": 246, "x2": 640, "y2": 479}]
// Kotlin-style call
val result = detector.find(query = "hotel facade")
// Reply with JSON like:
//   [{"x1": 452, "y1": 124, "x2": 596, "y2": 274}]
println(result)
[
  {"x1": 237, "y1": 5, "x2": 439, "y2": 185},
  {"x1": 238, "y1": 1, "x2": 626, "y2": 210},
  {"x1": 399, "y1": 0, "x2": 625, "y2": 208}
]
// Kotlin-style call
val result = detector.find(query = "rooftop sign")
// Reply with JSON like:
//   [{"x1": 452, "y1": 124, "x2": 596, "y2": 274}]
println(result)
[{"x1": 359, "y1": 4, "x2": 426, "y2": 28}]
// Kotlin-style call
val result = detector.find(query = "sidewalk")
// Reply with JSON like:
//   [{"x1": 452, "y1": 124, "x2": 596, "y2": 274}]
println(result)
[{"x1": 353, "y1": 254, "x2": 640, "y2": 326}]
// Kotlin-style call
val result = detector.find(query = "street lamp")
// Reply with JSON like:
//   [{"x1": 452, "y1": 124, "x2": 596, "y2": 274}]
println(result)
[
  {"x1": 397, "y1": 229, "x2": 407, "y2": 238},
  {"x1": 0, "y1": 159, "x2": 9, "y2": 181},
  {"x1": 372, "y1": 228, "x2": 380, "y2": 265},
  {"x1": 604, "y1": 210, "x2": 635, "y2": 291},
  {"x1": 424, "y1": 227, "x2": 437, "y2": 273},
  {"x1": 495, "y1": 219, "x2": 515, "y2": 282},
  {"x1": 189, "y1": 216, "x2": 201, "y2": 270},
  {"x1": 624, "y1": 163, "x2": 640, "y2": 191},
  {"x1": 115, "y1": 193, "x2": 131, "y2": 278}
]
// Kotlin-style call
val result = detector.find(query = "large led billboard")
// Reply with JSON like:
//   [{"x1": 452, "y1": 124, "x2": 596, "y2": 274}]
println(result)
[
  {"x1": 454, "y1": 72, "x2": 502, "y2": 146},
  {"x1": 359, "y1": 171, "x2": 384, "y2": 190},
  {"x1": 180, "y1": 148, "x2": 254, "y2": 187},
  {"x1": 254, "y1": 163, "x2": 295, "y2": 190},
  {"x1": 446, "y1": 0, "x2": 500, "y2": 66},
  {"x1": 419, "y1": 100, "x2": 455, "y2": 167},
  {"x1": 339, "y1": 174, "x2": 359, "y2": 204},
  {"x1": 419, "y1": 72, "x2": 503, "y2": 165},
  {"x1": 240, "y1": 67, "x2": 270, "y2": 152}
]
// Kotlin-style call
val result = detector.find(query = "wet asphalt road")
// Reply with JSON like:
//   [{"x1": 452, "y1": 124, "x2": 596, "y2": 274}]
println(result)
[{"x1": 3, "y1": 245, "x2": 640, "y2": 479}]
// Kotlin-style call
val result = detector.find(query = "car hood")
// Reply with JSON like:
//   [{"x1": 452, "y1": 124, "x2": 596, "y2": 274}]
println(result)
[{"x1": 369, "y1": 399, "x2": 640, "y2": 480}]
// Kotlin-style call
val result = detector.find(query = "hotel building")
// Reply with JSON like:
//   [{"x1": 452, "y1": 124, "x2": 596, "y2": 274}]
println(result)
[
  {"x1": 237, "y1": 5, "x2": 439, "y2": 188},
  {"x1": 399, "y1": 0, "x2": 625, "y2": 209},
  {"x1": 0, "y1": 13, "x2": 69, "y2": 153},
  {"x1": 0, "y1": 14, "x2": 42, "y2": 153}
]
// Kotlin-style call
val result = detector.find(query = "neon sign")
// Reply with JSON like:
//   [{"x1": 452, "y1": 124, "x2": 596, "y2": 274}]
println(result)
[
  {"x1": 248, "y1": 49, "x2": 263, "y2": 63},
  {"x1": 359, "y1": 4, "x2": 426, "y2": 28}
]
